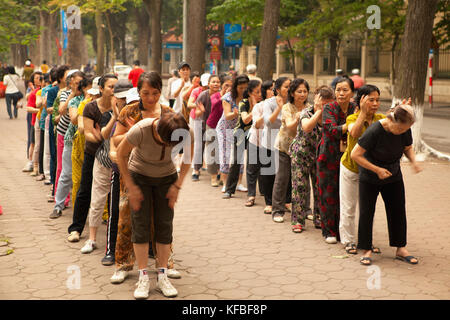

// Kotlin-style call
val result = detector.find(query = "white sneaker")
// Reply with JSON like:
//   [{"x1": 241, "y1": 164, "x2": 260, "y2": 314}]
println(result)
[
  {"x1": 67, "y1": 231, "x2": 80, "y2": 242},
  {"x1": 111, "y1": 270, "x2": 129, "y2": 284},
  {"x1": 80, "y1": 239, "x2": 97, "y2": 253},
  {"x1": 237, "y1": 184, "x2": 248, "y2": 192},
  {"x1": 134, "y1": 276, "x2": 150, "y2": 299},
  {"x1": 157, "y1": 275, "x2": 178, "y2": 297},
  {"x1": 221, "y1": 186, "x2": 226, "y2": 193},
  {"x1": 166, "y1": 268, "x2": 181, "y2": 279},
  {"x1": 325, "y1": 237, "x2": 338, "y2": 244},
  {"x1": 22, "y1": 161, "x2": 33, "y2": 172}
]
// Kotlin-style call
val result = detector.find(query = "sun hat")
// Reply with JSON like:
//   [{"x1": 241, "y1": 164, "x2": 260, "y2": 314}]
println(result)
[
  {"x1": 200, "y1": 73, "x2": 211, "y2": 86},
  {"x1": 114, "y1": 79, "x2": 133, "y2": 99},
  {"x1": 87, "y1": 76, "x2": 101, "y2": 95},
  {"x1": 126, "y1": 87, "x2": 140, "y2": 105}
]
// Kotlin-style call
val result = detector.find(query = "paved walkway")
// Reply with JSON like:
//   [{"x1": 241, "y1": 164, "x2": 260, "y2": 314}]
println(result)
[{"x1": 0, "y1": 100, "x2": 449, "y2": 300}]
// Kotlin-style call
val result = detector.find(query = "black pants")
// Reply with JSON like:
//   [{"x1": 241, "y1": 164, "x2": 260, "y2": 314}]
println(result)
[
  {"x1": 246, "y1": 143, "x2": 262, "y2": 198},
  {"x1": 258, "y1": 147, "x2": 276, "y2": 206},
  {"x1": 68, "y1": 152, "x2": 95, "y2": 235},
  {"x1": 357, "y1": 179, "x2": 407, "y2": 251},
  {"x1": 105, "y1": 170, "x2": 120, "y2": 257}
]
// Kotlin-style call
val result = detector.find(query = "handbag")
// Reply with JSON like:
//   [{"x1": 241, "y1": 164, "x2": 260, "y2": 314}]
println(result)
[{"x1": 7, "y1": 75, "x2": 24, "y2": 99}]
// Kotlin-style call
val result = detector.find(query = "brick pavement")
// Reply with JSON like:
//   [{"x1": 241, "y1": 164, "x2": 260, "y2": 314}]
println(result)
[{"x1": 0, "y1": 100, "x2": 449, "y2": 300}]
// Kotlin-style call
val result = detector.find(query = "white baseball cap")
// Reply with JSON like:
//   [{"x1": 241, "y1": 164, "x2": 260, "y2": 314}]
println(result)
[
  {"x1": 200, "y1": 73, "x2": 211, "y2": 86},
  {"x1": 87, "y1": 76, "x2": 101, "y2": 95},
  {"x1": 126, "y1": 87, "x2": 140, "y2": 105},
  {"x1": 25, "y1": 61, "x2": 31, "y2": 66}
]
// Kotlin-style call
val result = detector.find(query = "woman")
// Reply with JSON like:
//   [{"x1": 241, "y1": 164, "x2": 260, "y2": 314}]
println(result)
[
  {"x1": 71, "y1": 76, "x2": 100, "y2": 208},
  {"x1": 3, "y1": 66, "x2": 23, "y2": 120},
  {"x1": 317, "y1": 77, "x2": 356, "y2": 244},
  {"x1": 260, "y1": 77, "x2": 291, "y2": 219},
  {"x1": 290, "y1": 85, "x2": 335, "y2": 233},
  {"x1": 216, "y1": 74, "x2": 249, "y2": 192},
  {"x1": 222, "y1": 79, "x2": 262, "y2": 200},
  {"x1": 203, "y1": 75, "x2": 233, "y2": 186},
  {"x1": 67, "y1": 74, "x2": 118, "y2": 242},
  {"x1": 109, "y1": 73, "x2": 181, "y2": 285},
  {"x1": 351, "y1": 104, "x2": 421, "y2": 266},
  {"x1": 48, "y1": 72, "x2": 87, "y2": 219},
  {"x1": 339, "y1": 85, "x2": 385, "y2": 254},
  {"x1": 116, "y1": 72, "x2": 193, "y2": 299},
  {"x1": 79, "y1": 80, "x2": 131, "y2": 255},
  {"x1": 271, "y1": 78, "x2": 310, "y2": 224},
  {"x1": 247, "y1": 80, "x2": 274, "y2": 210},
  {"x1": 195, "y1": 74, "x2": 222, "y2": 186}
]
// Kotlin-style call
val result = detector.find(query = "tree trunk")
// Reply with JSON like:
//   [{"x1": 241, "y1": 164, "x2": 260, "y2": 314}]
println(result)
[
  {"x1": 121, "y1": 33, "x2": 127, "y2": 65},
  {"x1": 104, "y1": 12, "x2": 115, "y2": 71},
  {"x1": 393, "y1": 0, "x2": 438, "y2": 153},
  {"x1": 328, "y1": 37, "x2": 338, "y2": 75},
  {"x1": 67, "y1": 26, "x2": 83, "y2": 69},
  {"x1": 95, "y1": 9, "x2": 105, "y2": 75},
  {"x1": 143, "y1": 0, "x2": 162, "y2": 73},
  {"x1": 286, "y1": 39, "x2": 297, "y2": 78},
  {"x1": 39, "y1": 9, "x2": 52, "y2": 65},
  {"x1": 186, "y1": 0, "x2": 207, "y2": 73},
  {"x1": 136, "y1": 7, "x2": 150, "y2": 68},
  {"x1": 257, "y1": 0, "x2": 281, "y2": 81},
  {"x1": 389, "y1": 33, "x2": 400, "y2": 96}
]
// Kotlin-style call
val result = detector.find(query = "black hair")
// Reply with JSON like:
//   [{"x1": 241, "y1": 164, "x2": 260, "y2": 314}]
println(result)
[
  {"x1": 261, "y1": 80, "x2": 274, "y2": 100},
  {"x1": 190, "y1": 71, "x2": 200, "y2": 81},
  {"x1": 273, "y1": 77, "x2": 289, "y2": 96},
  {"x1": 137, "y1": 71, "x2": 162, "y2": 93},
  {"x1": 288, "y1": 78, "x2": 310, "y2": 104},
  {"x1": 335, "y1": 76, "x2": 355, "y2": 92},
  {"x1": 44, "y1": 73, "x2": 51, "y2": 84},
  {"x1": 208, "y1": 74, "x2": 220, "y2": 84},
  {"x1": 355, "y1": 84, "x2": 380, "y2": 107},
  {"x1": 157, "y1": 111, "x2": 190, "y2": 146},
  {"x1": 49, "y1": 68, "x2": 58, "y2": 83},
  {"x1": 43, "y1": 60, "x2": 47, "y2": 64},
  {"x1": 172, "y1": 69, "x2": 179, "y2": 77},
  {"x1": 66, "y1": 70, "x2": 85, "y2": 87},
  {"x1": 231, "y1": 74, "x2": 250, "y2": 100},
  {"x1": 219, "y1": 74, "x2": 232, "y2": 85},
  {"x1": 78, "y1": 74, "x2": 94, "y2": 93},
  {"x1": 243, "y1": 80, "x2": 261, "y2": 99},
  {"x1": 56, "y1": 65, "x2": 70, "y2": 84},
  {"x1": 99, "y1": 74, "x2": 118, "y2": 89},
  {"x1": 133, "y1": 60, "x2": 140, "y2": 66},
  {"x1": 29, "y1": 71, "x2": 43, "y2": 84},
  {"x1": 7, "y1": 66, "x2": 16, "y2": 75}
]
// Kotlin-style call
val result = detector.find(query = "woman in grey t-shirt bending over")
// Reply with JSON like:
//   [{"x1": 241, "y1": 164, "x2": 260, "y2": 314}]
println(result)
[{"x1": 117, "y1": 105, "x2": 193, "y2": 299}]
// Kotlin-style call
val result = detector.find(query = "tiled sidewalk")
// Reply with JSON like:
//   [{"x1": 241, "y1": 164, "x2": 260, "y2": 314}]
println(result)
[{"x1": 0, "y1": 101, "x2": 449, "y2": 300}]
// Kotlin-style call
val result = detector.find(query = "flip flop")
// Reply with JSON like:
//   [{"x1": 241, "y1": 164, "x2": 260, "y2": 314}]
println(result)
[
  {"x1": 371, "y1": 246, "x2": 381, "y2": 254},
  {"x1": 360, "y1": 257, "x2": 372, "y2": 266},
  {"x1": 245, "y1": 198, "x2": 255, "y2": 207},
  {"x1": 395, "y1": 255, "x2": 418, "y2": 265},
  {"x1": 345, "y1": 243, "x2": 357, "y2": 255}
]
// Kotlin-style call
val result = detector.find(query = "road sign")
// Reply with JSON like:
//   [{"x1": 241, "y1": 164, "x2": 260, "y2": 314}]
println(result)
[{"x1": 224, "y1": 24, "x2": 242, "y2": 48}]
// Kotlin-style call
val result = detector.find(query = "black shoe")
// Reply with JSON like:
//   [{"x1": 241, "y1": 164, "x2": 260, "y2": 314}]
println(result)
[
  {"x1": 49, "y1": 208, "x2": 62, "y2": 219},
  {"x1": 101, "y1": 254, "x2": 115, "y2": 266},
  {"x1": 192, "y1": 174, "x2": 199, "y2": 181}
]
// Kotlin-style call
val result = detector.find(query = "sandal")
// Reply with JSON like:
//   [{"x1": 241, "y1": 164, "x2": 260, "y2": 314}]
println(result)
[
  {"x1": 245, "y1": 198, "x2": 255, "y2": 207},
  {"x1": 345, "y1": 243, "x2": 357, "y2": 255},
  {"x1": 395, "y1": 255, "x2": 418, "y2": 265},
  {"x1": 291, "y1": 224, "x2": 303, "y2": 233},
  {"x1": 360, "y1": 257, "x2": 372, "y2": 266},
  {"x1": 371, "y1": 246, "x2": 381, "y2": 254},
  {"x1": 272, "y1": 212, "x2": 284, "y2": 223},
  {"x1": 263, "y1": 206, "x2": 272, "y2": 214}
]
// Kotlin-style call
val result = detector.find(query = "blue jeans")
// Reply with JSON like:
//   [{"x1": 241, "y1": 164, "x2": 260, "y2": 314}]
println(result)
[
  {"x1": 5, "y1": 93, "x2": 19, "y2": 119},
  {"x1": 54, "y1": 142, "x2": 72, "y2": 211}
]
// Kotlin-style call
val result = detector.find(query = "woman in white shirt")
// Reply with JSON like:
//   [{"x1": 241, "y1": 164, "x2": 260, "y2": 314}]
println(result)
[{"x1": 3, "y1": 66, "x2": 23, "y2": 119}]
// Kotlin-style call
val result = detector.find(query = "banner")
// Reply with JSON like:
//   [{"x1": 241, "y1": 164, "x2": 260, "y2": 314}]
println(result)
[{"x1": 61, "y1": 9, "x2": 68, "y2": 50}]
